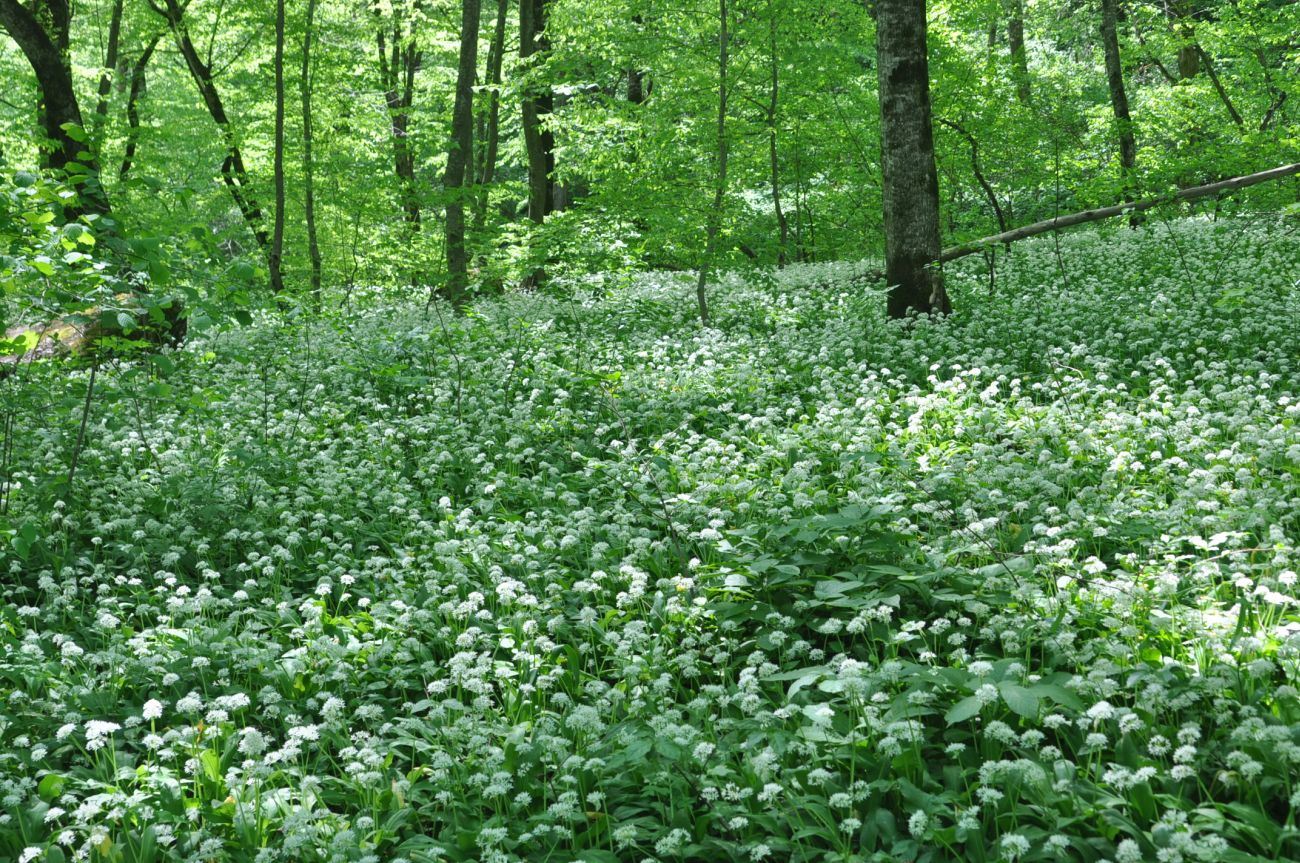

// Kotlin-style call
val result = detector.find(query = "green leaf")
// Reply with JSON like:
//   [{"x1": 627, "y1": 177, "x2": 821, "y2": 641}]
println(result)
[
  {"x1": 149, "y1": 259, "x2": 171, "y2": 286},
  {"x1": 60, "y1": 123, "x2": 88, "y2": 142},
  {"x1": 37, "y1": 773, "x2": 66, "y2": 801},
  {"x1": 200, "y1": 748, "x2": 222, "y2": 782},
  {"x1": 944, "y1": 695, "x2": 982, "y2": 725},
  {"x1": 998, "y1": 681, "x2": 1040, "y2": 718},
  {"x1": 1031, "y1": 682, "x2": 1084, "y2": 711}
]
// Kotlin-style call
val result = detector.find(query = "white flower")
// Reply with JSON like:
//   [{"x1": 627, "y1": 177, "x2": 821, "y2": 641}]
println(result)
[
  {"x1": 1086, "y1": 701, "x2": 1115, "y2": 722},
  {"x1": 1000, "y1": 833, "x2": 1031, "y2": 860},
  {"x1": 142, "y1": 699, "x2": 164, "y2": 720},
  {"x1": 85, "y1": 721, "x2": 121, "y2": 740}
]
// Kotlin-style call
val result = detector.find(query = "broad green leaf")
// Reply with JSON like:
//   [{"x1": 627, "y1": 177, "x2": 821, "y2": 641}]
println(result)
[{"x1": 944, "y1": 695, "x2": 982, "y2": 725}]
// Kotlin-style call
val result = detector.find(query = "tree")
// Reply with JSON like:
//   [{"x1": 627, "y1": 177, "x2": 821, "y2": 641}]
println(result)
[
  {"x1": 766, "y1": 0, "x2": 790, "y2": 266},
  {"x1": 270, "y1": 0, "x2": 287, "y2": 294},
  {"x1": 444, "y1": 0, "x2": 481, "y2": 304},
  {"x1": 520, "y1": 0, "x2": 555, "y2": 225},
  {"x1": 151, "y1": 0, "x2": 269, "y2": 255},
  {"x1": 1100, "y1": 0, "x2": 1137, "y2": 197},
  {"x1": 302, "y1": 0, "x2": 323, "y2": 304},
  {"x1": 91, "y1": 0, "x2": 125, "y2": 145},
  {"x1": 1006, "y1": 0, "x2": 1031, "y2": 104},
  {"x1": 474, "y1": 0, "x2": 508, "y2": 229},
  {"x1": 876, "y1": 0, "x2": 948, "y2": 317},
  {"x1": 694, "y1": 0, "x2": 729, "y2": 325},
  {"x1": 0, "y1": 0, "x2": 110, "y2": 216},
  {"x1": 375, "y1": 0, "x2": 422, "y2": 228},
  {"x1": 118, "y1": 38, "x2": 159, "y2": 182}
]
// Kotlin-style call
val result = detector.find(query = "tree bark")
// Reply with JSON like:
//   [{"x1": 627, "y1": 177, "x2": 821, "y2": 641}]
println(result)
[
  {"x1": 1100, "y1": 0, "x2": 1137, "y2": 197},
  {"x1": 0, "y1": 0, "x2": 110, "y2": 216},
  {"x1": 474, "y1": 0, "x2": 508, "y2": 228},
  {"x1": 1005, "y1": 0, "x2": 1030, "y2": 104},
  {"x1": 376, "y1": 3, "x2": 421, "y2": 228},
  {"x1": 694, "y1": 0, "x2": 729, "y2": 325},
  {"x1": 937, "y1": 162, "x2": 1300, "y2": 263},
  {"x1": 519, "y1": 0, "x2": 554, "y2": 287},
  {"x1": 302, "y1": 0, "x2": 322, "y2": 305},
  {"x1": 520, "y1": 0, "x2": 555, "y2": 225},
  {"x1": 92, "y1": 0, "x2": 125, "y2": 143},
  {"x1": 119, "y1": 38, "x2": 159, "y2": 181},
  {"x1": 153, "y1": 0, "x2": 268, "y2": 254},
  {"x1": 445, "y1": 0, "x2": 481, "y2": 305},
  {"x1": 767, "y1": 0, "x2": 789, "y2": 266},
  {"x1": 269, "y1": 0, "x2": 286, "y2": 294},
  {"x1": 876, "y1": 0, "x2": 948, "y2": 317},
  {"x1": 1196, "y1": 46, "x2": 1244, "y2": 127}
]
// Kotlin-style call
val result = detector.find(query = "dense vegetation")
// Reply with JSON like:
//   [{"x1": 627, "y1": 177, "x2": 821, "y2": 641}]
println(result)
[
  {"x1": 2, "y1": 222, "x2": 1300, "y2": 862},
  {"x1": 2, "y1": 0, "x2": 1299, "y2": 861}
]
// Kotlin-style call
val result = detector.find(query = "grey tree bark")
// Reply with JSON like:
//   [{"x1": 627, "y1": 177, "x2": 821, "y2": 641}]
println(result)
[{"x1": 876, "y1": 0, "x2": 948, "y2": 317}]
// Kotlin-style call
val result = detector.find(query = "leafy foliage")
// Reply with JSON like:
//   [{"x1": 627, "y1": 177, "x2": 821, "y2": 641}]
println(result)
[{"x1": 1, "y1": 220, "x2": 1298, "y2": 861}]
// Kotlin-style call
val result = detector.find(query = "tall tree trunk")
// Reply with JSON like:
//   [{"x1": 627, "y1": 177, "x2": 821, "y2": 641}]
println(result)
[
  {"x1": 766, "y1": 0, "x2": 788, "y2": 266},
  {"x1": 1100, "y1": 0, "x2": 1137, "y2": 198},
  {"x1": 520, "y1": 0, "x2": 554, "y2": 224},
  {"x1": 1163, "y1": 0, "x2": 1198, "y2": 78},
  {"x1": 92, "y1": 0, "x2": 124, "y2": 144},
  {"x1": 153, "y1": 0, "x2": 268, "y2": 253},
  {"x1": 519, "y1": 0, "x2": 554, "y2": 287},
  {"x1": 269, "y1": 0, "x2": 286, "y2": 294},
  {"x1": 474, "y1": 0, "x2": 507, "y2": 228},
  {"x1": 119, "y1": 38, "x2": 158, "y2": 181},
  {"x1": 376, "y1": 4, "x2": 421, "y2": 228},
  {"x1": 876, "y1": 0, "x2": 947, "y2": 318},
  {"x1": 627, "y1": 14, "x2": 649, "y2": 104},
  {"x1": 694, "y1": 0, "x2": 728, "y2": 326},
  {"x1": 445, "y1": 0, "x2": 481, "y2": 305},
  {"x1": 302, "y1": 0, "x2": 322, "y2": 305},
  {"x1": 0, "y1": 0, "x2": 110, "y2": 217},
  {"x1": 1005, "y1": 0, "x2": 1030, "y2": 104}
]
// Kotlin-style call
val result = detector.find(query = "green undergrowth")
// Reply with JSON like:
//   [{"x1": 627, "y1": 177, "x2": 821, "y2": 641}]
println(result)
[{"x1": 1, "y1": 216, "x2": 1299, "y2": 863}]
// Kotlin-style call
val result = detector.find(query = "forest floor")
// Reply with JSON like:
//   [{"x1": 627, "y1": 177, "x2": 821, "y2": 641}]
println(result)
[{"x1": 3, "y1": 216, "x2": 1300, "y2": 863}]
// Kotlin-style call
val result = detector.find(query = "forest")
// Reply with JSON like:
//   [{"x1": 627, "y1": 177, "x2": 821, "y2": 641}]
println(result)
[{"x1": 1, "y1": 0, "x2": 1299, "y2": 860}]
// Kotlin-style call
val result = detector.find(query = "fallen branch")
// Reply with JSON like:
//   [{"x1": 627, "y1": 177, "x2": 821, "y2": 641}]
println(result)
[{"x1": 936, "y1": 162, "x2": 1300, "y2": 264}]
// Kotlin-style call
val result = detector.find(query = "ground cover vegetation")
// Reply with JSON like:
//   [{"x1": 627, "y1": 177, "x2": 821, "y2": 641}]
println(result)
[
  {"x1": 2, "y1": 0, "x2": 1300, "y2": 860},
  {"x1": 0, "y1": 219, "x2": 1298, "y2": 862}
]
